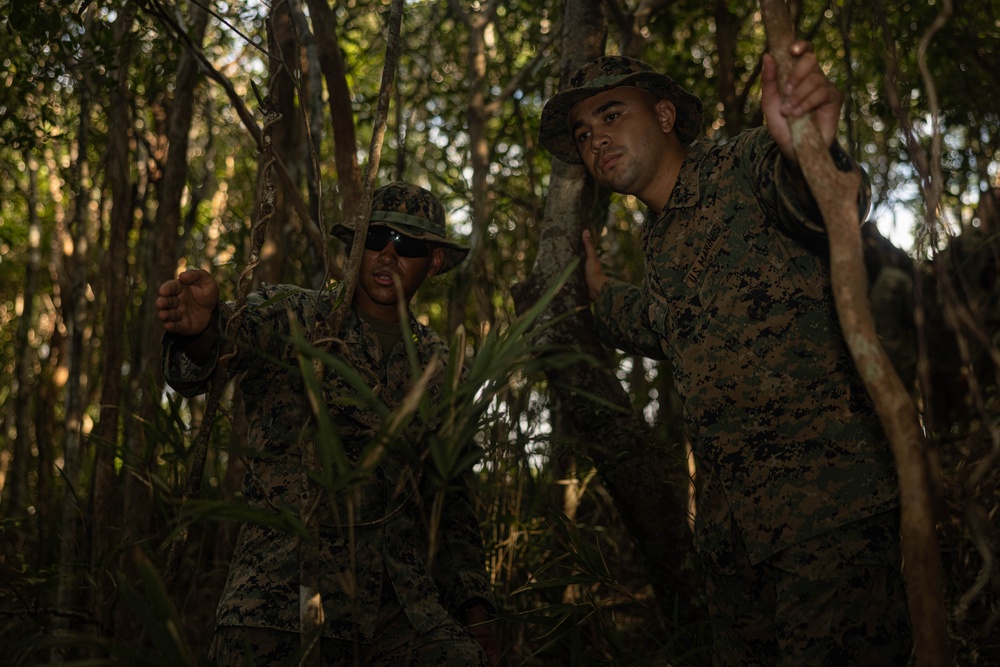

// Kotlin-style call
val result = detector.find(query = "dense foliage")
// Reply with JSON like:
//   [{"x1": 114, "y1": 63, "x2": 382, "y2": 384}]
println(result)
[{"x1": 1, "y1": 0, "x2": 998, "y2": 664}]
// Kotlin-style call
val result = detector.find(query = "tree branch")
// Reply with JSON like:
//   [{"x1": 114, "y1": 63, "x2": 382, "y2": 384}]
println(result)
[{"x1": 758, "y1": 1, "x2": 951, "y2": 664}]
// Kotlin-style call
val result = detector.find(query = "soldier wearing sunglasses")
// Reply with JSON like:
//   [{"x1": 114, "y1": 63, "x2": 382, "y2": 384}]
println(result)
[{"x1": 156, "y1": 182, "x2": 499, "y2": 666}]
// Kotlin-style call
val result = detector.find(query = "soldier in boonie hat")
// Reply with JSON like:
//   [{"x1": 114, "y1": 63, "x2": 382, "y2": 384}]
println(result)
[
  {"x1": 539, "y1": 55, "x2": 704, "y2": 165},
  {"x1": 157, "y1": 177, "x2": 499, "y2": 665},
  {"x1": 542, "y1": 43, "x2": 913, "y2": 665},
  {"x1": 334, "y1": 182, "x2": 469, "y2": 273}
]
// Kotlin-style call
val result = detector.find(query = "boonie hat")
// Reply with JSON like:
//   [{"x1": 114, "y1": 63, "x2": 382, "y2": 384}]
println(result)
[
  {"x1": 539, "y1": 55, "x2": 704, "y2": 165},
  {"x1": 334, "y1": 182, "x2": 469, "y2": 273}
]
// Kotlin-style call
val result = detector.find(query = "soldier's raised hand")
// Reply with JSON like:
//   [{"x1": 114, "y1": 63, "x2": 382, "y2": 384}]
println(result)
[
  {"x1": 156, "y1": 268, "x2": 219, "y2": 336},
  {"x1": 761, "y1": 40, "x2": 843, "y2": 163}
]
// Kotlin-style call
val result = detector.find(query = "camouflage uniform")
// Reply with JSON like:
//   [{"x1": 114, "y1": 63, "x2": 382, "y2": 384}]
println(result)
[
  {"x1": 589, "y1": 125, "x2": 895, "y2": 557},
  {"x1": 539, "y1": 55, "x2": 911, "y2": 662},
  {"x1": 163, "y1": 187, "x2": 492, "y2": 666}
]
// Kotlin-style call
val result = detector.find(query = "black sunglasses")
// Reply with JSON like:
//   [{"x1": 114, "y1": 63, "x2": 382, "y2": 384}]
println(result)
[{"x1": 363, "y1": 226, "x2": 432, "y2": 258}]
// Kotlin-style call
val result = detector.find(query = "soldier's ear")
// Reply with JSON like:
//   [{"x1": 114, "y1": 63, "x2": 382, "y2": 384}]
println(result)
[
  {"x1": 655, "y1": 99, "x2": 677, "y2": 135},
  {"x1": 426, "y1": 247, "x2": 446, "y2": 278}
]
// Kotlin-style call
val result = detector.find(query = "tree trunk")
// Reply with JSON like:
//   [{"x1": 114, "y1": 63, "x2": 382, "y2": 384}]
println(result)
[
  {"x1": 39, "y1": 141, "x2": 71, "y2": 571},
  {"x1": 88, "y1": 2, "x2": 139, "y2": 646},
  {"x1": 306, "y1": 0, "x2": 363, "y2": 228},
  {"x1": 6, "y1": 151, "x2": 42, "y2": 520},
  {"x1": 289, "y1": 0, "x2": 326, "y2": 288},
  {"x1": 714, "y1": 0, "x2": 743, "y2": 136},
  {"x1": 257, "y1": 1, "x2": 304, "y2": 285},
  {"x1": 446, "y1": 0, "x2": 500, "y2": 335},
  {"x1": 52, "y1": 9, "x2": 96, "y2": 651}
]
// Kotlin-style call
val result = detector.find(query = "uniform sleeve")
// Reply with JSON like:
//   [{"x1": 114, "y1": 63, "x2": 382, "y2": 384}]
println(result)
[
  {"x1": 161, "y1": 305, "x2": 226, "y2": 398},
  {"x1": 592, "y1": 278, "x2": 668, "y2": 360},
  {"x1": 746, "y1": 126, "x2": 871, "y2": 243},
  {"x1": 160, "y1": 284, "x2": 312, "y2": 397}
]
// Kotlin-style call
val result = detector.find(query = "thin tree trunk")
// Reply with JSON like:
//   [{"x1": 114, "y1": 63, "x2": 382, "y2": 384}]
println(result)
[
  {"x1": 41, "y1": 142, "x2": 71, "y2": 572},
  {"x1": 289, "y1": 0, "x2": 326, "y2": 288},
  {"x1": 305, "y1": 0, "x2": 363, "y2": 227},
  {"x1": 53, "y1": 9, "x2": 95, "y2": 651},
  {"x1": 88, "y1": 3, "x2": 139, "y2": 647},
  {"x1": 445, "y1": 0, "x2": 501, "y2": 334},
  {"x1": 605, "y1": 0, "x2": 671, "y2": 57},
  {"x1": 714, "y1": 0, "x2": 743, "y2": 136},
  {"x1": 758, "y1": 1, "x2": 951, "y2": 664},
  {"x1": 7, "y1": 151, "x2": 42, "y2": 519},
  {"x1": 257, "y1": 0, "x2": 302, "y2": 285}
]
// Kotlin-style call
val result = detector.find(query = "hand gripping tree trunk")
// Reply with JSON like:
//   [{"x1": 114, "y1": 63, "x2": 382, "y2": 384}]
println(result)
[{"x1": 758, "y1": 1, "x2": 951, "y2": 664}]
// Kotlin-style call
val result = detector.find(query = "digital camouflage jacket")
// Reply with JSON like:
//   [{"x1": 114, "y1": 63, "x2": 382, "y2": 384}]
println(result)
[
  {"x1": 163, "y1": 283, "x2": 494, "y2": 641},
  {"x1": 594, "y1": 127, "x2": 899, "y2": 571}
]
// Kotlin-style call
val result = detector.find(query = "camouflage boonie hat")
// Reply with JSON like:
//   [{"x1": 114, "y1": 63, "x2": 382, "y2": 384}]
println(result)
[
  {"x1": 334, "y1": 182, "x2": 469, "y2": 273},
  {"x1": 539, "y1": 55, "x2": 704, "y2": 165}
]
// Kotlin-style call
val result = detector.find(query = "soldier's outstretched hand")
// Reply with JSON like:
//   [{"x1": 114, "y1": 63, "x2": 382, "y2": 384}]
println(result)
[
  {"x1": 761, "y1": 40, "x2": 843, "y2": 163},
  {"x1": 156, "y1": 268, "x2": 219, "y2": 336}
]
